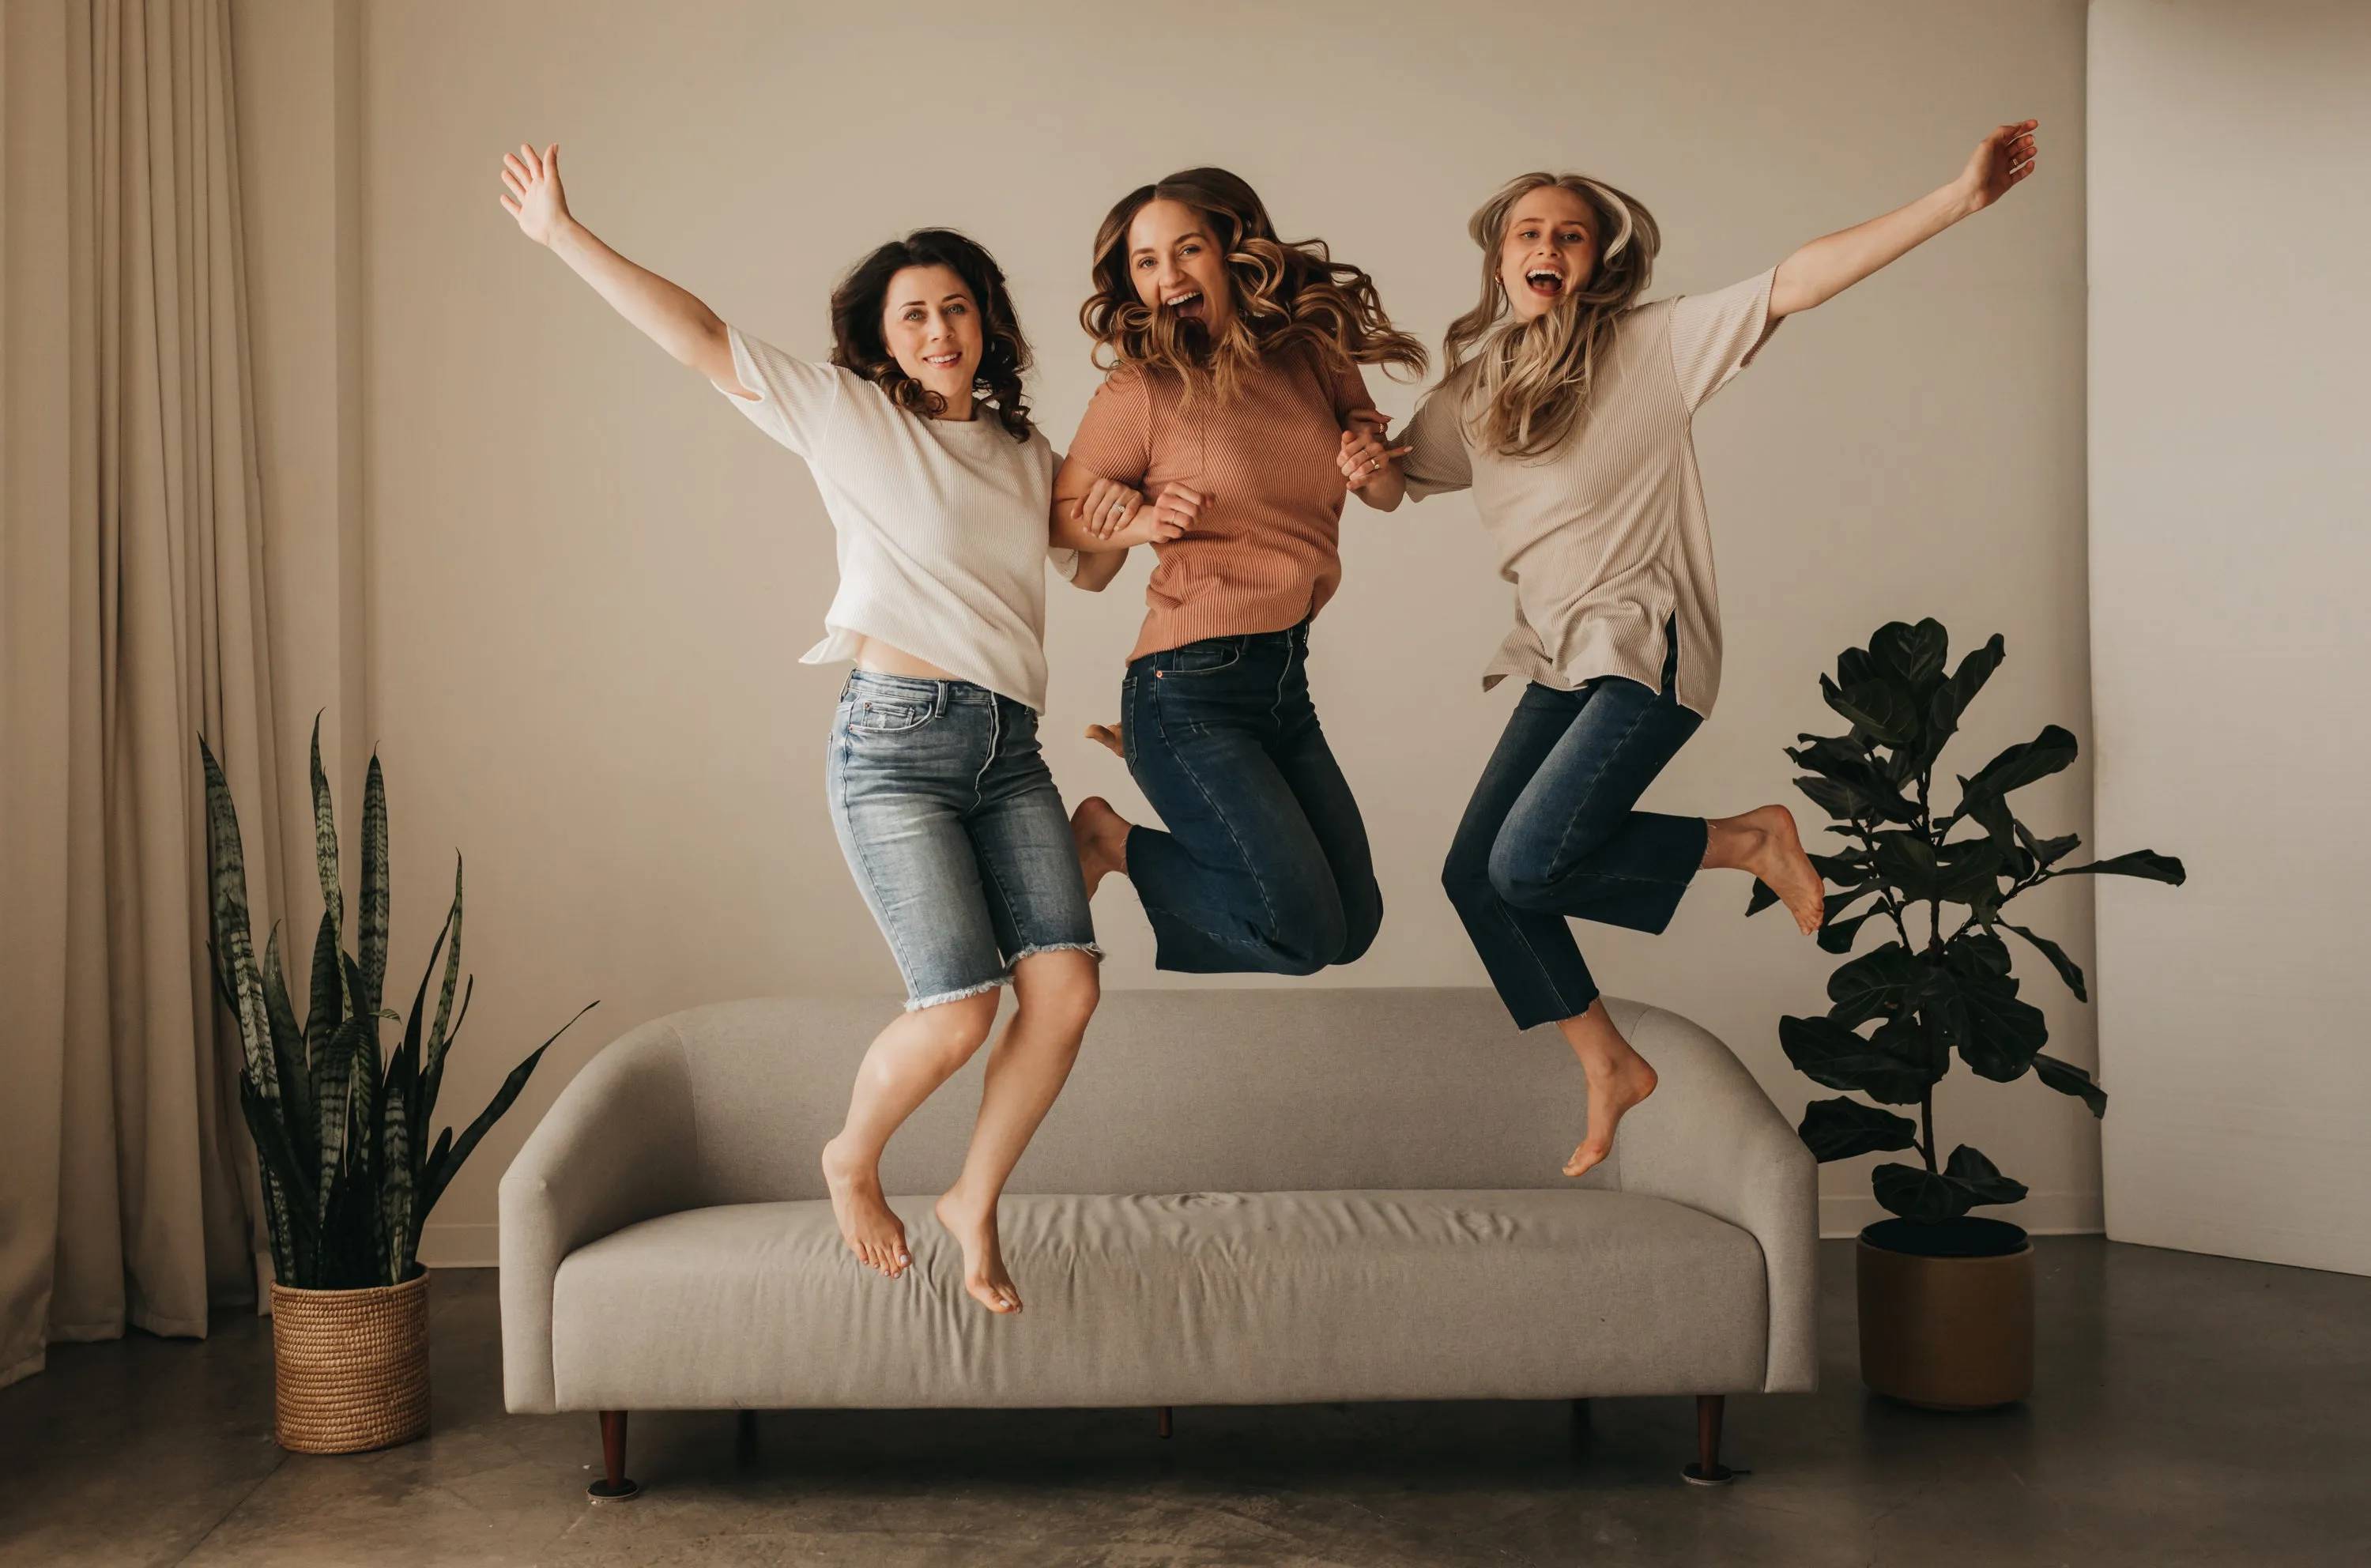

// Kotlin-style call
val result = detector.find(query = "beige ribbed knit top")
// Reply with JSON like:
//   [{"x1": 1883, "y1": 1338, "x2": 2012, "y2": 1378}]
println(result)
[
  {"x1": 1064, "y1": 345, "x2": 1375, "y2": 662},
  {"x1": 1401, "y1": 270, "x2": 1781, "y2": 718}
]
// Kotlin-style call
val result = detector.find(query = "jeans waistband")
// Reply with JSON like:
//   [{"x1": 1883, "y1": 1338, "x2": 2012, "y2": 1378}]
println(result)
[
  {"x1": 840, "y1": 670, "x2": 1010, "y2": 713},
  {"x1": 1132, "y1": 618, "x2": 1314, "y2": 671}
]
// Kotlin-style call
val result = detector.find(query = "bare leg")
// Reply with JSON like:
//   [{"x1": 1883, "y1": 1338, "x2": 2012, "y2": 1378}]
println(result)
[
  {"x1": 935, "y1": 949, "x2": 1099, "y2": 1314},
  {"x1": 1070, "y1": 797, "x2": 1133, "y2": 899},
  {"x1": 1703, "y1": 804, "x2": 1825, "y2": 935},
  {"x1": 820, "y1": 991, "x2": 1000, "y2": 1278},
  {"x1": 1555, "y1": 999, "x2": 1659, "y2": 1178}
]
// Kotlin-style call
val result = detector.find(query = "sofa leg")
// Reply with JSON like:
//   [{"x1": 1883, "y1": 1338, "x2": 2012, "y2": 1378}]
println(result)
[
  {"x1": 1157, "y1": 1406, "x2": 1173, "y2": 1440},
  {"x1": 589, "y1": 1410, "x2": 641, "y2": 1500},
  {"x1": 1569, "y1": 1397, "x2": 1592, "y2": 1445},
  {"x1": 1683, "y1": 1394, "x2": 1735, "y2": 1487}
]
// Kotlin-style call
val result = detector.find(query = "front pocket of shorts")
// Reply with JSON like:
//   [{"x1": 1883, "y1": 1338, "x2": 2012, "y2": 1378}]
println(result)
[
  {"x1": 848, "y1": 699, "x2": 933, "y2": 735},
  {"x1": 1163, "y1": 644, "x2": 1242, "y2": 677}
]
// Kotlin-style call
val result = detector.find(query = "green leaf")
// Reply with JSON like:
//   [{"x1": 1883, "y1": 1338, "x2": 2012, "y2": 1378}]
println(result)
[
  {"x1": 418, "y1": 1002, "x2": 597, "y2": 1223},
  {"x1": 1817, "y1": 909, "x2": 1881, "y2": 954},
  {"x1": 381, "y1": 1027, "x2": 417, "y2": 1284},
  {"x1": 261, "y1": 927, "x2": 319, "y2": 1178},
  {"x1": 1826, "y1": 941, "x2": 1928, "y2": 1027},
  {"x1": 421, "y1": 858, "x2": 467, "y2": 1133},
  {"x1": 1871, "y1": 618, "x2": 1949, "y2": 695},
  {"x1": 2052, "y1": 849, "x2": 2187, "y2": 885},
  {"x1": 1822, "y1": 675, "x2": 1921, "y2": 745},
  {"x1": 1943, "y1": 1144, "x2": 2029, "y2": 1206},
  {"x1": 2015, "y1": 822, "x2": 2082, "y2": 868},
  {"x1": 1933, "y1": 936, "x2": 2049, "y2": 1081},
  {"x1": 2005, "y1": 922, "x2": 2086, "y2": 1001},
  {"x1": 308, "y1": 714, "x2": 343, "y2": 936},
  {"x1": 1837, "y1": 646, "x2": 1878, "y2": 690},
  {"x1": 358, "y1": 754, "x2": 390, "y2": 1023},
  {"x1": 1956, "y1": 725, "x2": 2079, "y2": 815},
  {"x1": 1780, "y1": 1013, "x2": 1931, "y2": 1105},
  {"x1": 304, "y1": 906, "x2": 345, "y2": 1072},
  {"x1": 1948, "y1": 634, "x2": 2006, "y2": 712},
  {"x1": 313, "y1": 1013, "x2": 369, "y2": 1223},
  {"x1": 198, "y1": 737, "x2": 277, "y2": 1099},
  {"x1": 1935, "y1": 837, "x2": 2007, "y2": 906},
  {"x1": 1873, "y1": 1163, "x2": 1972, "y2": 1224},
  {"x1": 2031, "y1": 1052, "x2": 2109, "y2": 1117},
  {"x1": 1798, "y1": 1096, "x2": 1919, "y2": 1162},
  {"x1": 1808, "y1": 849, "x2": 1875, "y2": 884},
  {"x1": 1872, "y1": 831, "x2": 1942, "y2": 903},
  {"x1": 1747, "y1": 879, "x2": 1778, "y2": 916}
]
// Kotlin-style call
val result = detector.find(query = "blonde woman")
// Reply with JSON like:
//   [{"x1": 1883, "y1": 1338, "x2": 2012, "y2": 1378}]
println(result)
[
  {"x1": 1389, "y1": 122, "x2": 2041, "y2": 1178},
  {"x1": 1051, "y1": 168, "x2": 1425, "y2": 976}
]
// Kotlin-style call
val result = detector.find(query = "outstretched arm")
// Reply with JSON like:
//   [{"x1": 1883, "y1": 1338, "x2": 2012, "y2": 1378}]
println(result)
[
  {"x1": 499, "y1": 142, "x2": 746, "y2": 395},
  {"x1": 1769, "y1": 120, "x2": 2037, "y2": 319}
]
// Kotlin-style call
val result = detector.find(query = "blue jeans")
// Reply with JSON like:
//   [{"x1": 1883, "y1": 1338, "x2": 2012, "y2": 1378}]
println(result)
[
  {"x1": 1441, "y1": 639, "x2": 1708, "y2": 1030},
  {"x1": 1121, "y1": 621, "x2": 1382, "y2": 974},
  {"x1": 827, "y1": 673, "x2": 1100, "y2": 1010}
]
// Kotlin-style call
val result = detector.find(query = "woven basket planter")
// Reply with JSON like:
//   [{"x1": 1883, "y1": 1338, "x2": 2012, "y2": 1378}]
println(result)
[{"x1": 269, "y1": 1271, "x2": 432, "y2": 1453}]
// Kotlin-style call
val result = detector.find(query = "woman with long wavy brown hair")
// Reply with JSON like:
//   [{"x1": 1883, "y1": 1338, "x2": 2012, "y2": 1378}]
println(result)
[
  {"x1": 499, "y1": 143, "x2": 1117, "y2": 1316},
  {"x1": 1050, "y1": 167, "x2": 1424, "y2": 976},
  {"x1": 1387, "y1": 122, "x2": 2041, "y2": 1181}
]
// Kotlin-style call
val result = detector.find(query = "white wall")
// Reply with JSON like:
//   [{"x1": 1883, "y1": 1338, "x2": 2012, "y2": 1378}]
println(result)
[
  {"x1": 2088, "y1": 0, "x2": 2371, "y2": 1276},
  {"x1": 235, "y1": 0, "x2": 2099, "y2": 1261}
]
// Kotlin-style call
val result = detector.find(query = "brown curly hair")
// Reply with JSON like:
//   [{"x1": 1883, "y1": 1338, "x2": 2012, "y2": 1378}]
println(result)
[
  {"x1": 828, "y1": 228, "x2": 1033, "y2": 441},
  {"x1": 1080, "y1": 168, "x2": 1425, "y2": 405}
]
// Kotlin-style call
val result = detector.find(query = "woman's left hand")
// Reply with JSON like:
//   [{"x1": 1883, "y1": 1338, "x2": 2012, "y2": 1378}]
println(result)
[
  {"x1": 1954, "y1": 119, "x2": 2038, "y2": 214},
  {"x1": 1337, "y1": 411, "x2": 1410, "y2": 492},
  {"x1": 1073, "y1": 477, "x2": 1145, "y2": 541}
]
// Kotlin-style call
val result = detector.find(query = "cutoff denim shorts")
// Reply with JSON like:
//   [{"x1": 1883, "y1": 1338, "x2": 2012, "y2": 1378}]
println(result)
[{"x1": 827, "y1": 671, "x2": 1101, "y2": 1010}]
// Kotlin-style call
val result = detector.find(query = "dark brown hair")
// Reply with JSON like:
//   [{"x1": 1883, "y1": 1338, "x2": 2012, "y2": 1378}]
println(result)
[
  {"x1": 1080, "y1": 167, "x2": 1425, "y2": 404},
  {"x1": 828, "y1": 228, "x2": 1033, "y2": 441}
]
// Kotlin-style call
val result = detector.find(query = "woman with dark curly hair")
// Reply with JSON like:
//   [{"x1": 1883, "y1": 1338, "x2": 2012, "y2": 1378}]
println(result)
[
  {"x1": 1393, "y1": 122, "x2": 2039, "y2": 1181},
  {"x1": 1053, "y1": 167, "x2": 1425, "y2": 977},
  {"x1": 499, "y1": 142, "x2": 1118, "y2": 1315}
]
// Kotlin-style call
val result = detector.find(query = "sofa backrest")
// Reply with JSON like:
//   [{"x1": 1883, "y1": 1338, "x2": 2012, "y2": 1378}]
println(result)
[{"x1": 662, "y1": 989, "x2": 1727, "y2": 1203}]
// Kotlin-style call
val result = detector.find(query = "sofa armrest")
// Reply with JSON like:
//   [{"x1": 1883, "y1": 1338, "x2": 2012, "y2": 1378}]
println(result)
[
  {"x1": 498, "y1": 1016, "x2": 700, "y2": 1414},
  {"x1": 1605, "y1": 1000, "x2": 1820, "y2": 1394}
]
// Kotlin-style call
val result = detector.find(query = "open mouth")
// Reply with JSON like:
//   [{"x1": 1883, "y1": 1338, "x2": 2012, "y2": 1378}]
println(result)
[
  {"x1": 1163, "y1": 290, "x2": 1206, "y2": 319},
  {"x1": 922, "y1": 352, "x2": 963, "y2": 368},
  {"x1": 1523, "y1": 270, "x2": 1565, "y2": 300}
]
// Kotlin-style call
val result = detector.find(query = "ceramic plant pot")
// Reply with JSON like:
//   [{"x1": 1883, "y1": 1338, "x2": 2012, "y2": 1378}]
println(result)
[
  {"x1": 1856, "y1": 1217, "x2": 2033, "y2": 1410},
  {"x1": 269, "y1": 1270, "x2": 432, "y2": 1453}
]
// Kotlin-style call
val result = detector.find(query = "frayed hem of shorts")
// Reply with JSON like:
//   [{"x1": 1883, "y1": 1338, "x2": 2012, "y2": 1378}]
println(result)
[
  {"x1": 1007, "y1": 940, "x2": 1105, "y2": 966},
  {"x1": 903, "y1": 978, "x2": 1008, "y2": 1012}
]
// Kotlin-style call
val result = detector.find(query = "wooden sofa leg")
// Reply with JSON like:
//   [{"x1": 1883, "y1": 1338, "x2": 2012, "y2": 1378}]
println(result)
[
  {"x1": 1157, "y1": 1406, "x2": 1173, "y2": 1439},
  {"x1": 589, "y1": 1410, "x2": 641, "y2": 1500},
  {"x1": 1683, "y1": 1394, "x2": 1735, "y2": 1487}
]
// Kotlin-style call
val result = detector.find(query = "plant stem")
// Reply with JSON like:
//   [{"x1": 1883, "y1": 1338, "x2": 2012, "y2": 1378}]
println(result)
[{"x1": 1921, "y1": 1091, "x2": 1937, "y2": 1174}]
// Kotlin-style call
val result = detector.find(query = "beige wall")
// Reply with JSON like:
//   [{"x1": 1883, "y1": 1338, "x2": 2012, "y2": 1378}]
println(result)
[
  {"x1": 2089, "y1": 0, "x2": 2371, "y2": 1276},
  {"x1": 239, "y1": 0, "x2": 2094, "y2": 1261}
]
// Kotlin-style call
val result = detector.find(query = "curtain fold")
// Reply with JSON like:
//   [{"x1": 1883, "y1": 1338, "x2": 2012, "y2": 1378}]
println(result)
[{"x1": 1, "y1": 0, "x2": 287, "y2": 1387}]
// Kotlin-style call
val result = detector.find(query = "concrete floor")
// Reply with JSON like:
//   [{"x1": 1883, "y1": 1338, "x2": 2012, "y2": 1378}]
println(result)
[{"x1": 2, "y1": 1237, "x2": 2365, "y2": 1566}]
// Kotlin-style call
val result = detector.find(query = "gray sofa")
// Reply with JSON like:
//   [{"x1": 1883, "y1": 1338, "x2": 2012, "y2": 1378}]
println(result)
[{"x1": 499, "y1": 989, "x2": 1816, "y2": 1493}]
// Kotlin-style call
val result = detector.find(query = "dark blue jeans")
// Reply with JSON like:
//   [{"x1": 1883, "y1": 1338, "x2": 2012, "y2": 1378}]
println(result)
[
  {"x1": 1442, "y1": 639, "x2": 1709, "y2": 1029},
  {"x1": 1122, "y1": 621, "x2": 1382, "y2": 974}
]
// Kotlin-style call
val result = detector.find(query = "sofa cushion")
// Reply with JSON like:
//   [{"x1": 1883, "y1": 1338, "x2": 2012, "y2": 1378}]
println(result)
[{"x1": 548, "y1": 1189, "x2": 1768, "y2": 1411}]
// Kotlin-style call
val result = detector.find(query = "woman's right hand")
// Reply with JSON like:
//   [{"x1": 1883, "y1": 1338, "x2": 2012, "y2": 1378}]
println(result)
[
  {"x1": 499, "y1": 142, "x2": 571, "y2": 247},
  {"x1": 1102, "y1": 482, "x2": 1204, "y2": 548}
]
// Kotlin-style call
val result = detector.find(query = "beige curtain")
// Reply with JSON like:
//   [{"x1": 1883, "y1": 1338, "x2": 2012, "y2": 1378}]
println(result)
[{"x1": 1, "y1": 0, "x2": 288, "y2": 1387}]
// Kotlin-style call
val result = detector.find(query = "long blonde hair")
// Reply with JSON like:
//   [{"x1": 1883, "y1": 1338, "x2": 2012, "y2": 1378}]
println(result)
[
  {"x1": 1080, "y1": 167, "x2": 1426, "y2": 406},
  {"x1": 1443, "y1": 172, "x2": 1660, "y2": 458}
]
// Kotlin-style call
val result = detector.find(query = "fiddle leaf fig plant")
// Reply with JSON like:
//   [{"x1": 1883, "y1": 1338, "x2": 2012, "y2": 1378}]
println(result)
[
  {"x1": 1755, "y1": 620, "x2": 2184, "y2": 1225},
  {"x1": 201, "y1": 717, "x2": 594, "y2": 1288}
]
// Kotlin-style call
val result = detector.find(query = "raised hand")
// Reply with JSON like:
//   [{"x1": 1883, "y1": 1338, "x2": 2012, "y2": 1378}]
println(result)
[
  {"x1": 499, "y1": 142, "x2": 570, "y2": 246},
  {"x1": 1955, "y1": 119, "x2": 2038, "y2": 213},
  {"x1": 1337, "y1": 410, "x2": 1410, "y2": 492}
]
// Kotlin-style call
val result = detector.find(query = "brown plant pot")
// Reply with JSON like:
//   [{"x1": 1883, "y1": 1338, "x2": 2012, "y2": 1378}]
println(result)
[
  {"x1": 1856, "y1": 1219, "x2": 2033, "y2": 1410},
  {"x1": 269, "y1": 1271, "x2": 432, "y2": 1453}
]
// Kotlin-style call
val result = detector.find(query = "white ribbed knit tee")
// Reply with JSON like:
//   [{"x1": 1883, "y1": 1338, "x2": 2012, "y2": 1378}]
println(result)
[
  {"x1": 1401, "y1": 269, "x2": 1781, "y2": 718},
  {"x1": 720, "y1": 326, "x2": 1073, "y2": 712}
]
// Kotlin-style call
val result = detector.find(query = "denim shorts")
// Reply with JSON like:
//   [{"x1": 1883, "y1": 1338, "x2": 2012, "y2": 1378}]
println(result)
[{"x1": 827, "y1": 671, "x2": 1100, "y2": 1010}]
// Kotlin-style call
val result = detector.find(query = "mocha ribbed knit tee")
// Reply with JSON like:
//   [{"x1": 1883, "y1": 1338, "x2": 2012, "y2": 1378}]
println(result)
[
  {"x1": 1063, "y1": 345, "x2": 1375, "y2": 662},
  {"x1": 1400, "y1": 270, "x2": 1781, "y2": 719}
]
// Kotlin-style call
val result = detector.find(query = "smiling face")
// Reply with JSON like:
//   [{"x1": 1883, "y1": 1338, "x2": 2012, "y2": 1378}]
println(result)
[
  {"x1": 1496, "y1": 187, "x2": 1599, "y2": 324},
  {"x1": 1126, "y1": 198, "x2": 1237, "y2": 340},
  {"x1": 880, "y1": 264, "x2": 982, "y2": 416}
]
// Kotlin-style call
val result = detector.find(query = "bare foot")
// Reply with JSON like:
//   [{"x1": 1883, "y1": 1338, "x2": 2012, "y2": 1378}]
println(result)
[
  {"x1": 1566, "y1": 1050, "x2": 1659, "y2": 1179},
  {"x1": 1708, "y1": 804, "x2": 1825, "y2": 935},
  {"x1": 820, "y1": 1136, "x2": 909, "y2": 1278},
  {"x1": 933, "y1": 1188, "x2": 1021, "y2": 1314},
  {"x1": 1070, "y1": 797, "x2": 1131, "y2": 899},
  {"x1": 1084, "y1": 722, "x2": 1124, "y2": 759}
]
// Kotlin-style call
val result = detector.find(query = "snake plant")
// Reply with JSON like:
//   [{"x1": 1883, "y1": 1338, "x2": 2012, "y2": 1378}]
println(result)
[
  {"x1": 1758, "y1": 620, "x2": 2184, "y2": 1225},
  {"x1": 201, "y1": 718, "x2": 593, "y2": 1288}
]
